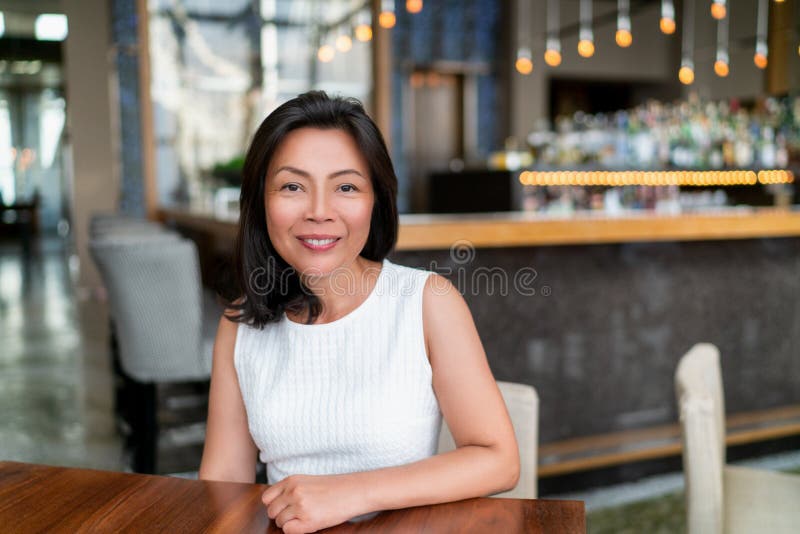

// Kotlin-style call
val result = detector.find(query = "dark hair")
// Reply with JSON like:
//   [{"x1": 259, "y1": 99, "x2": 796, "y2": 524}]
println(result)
[{"x1": 224, "y1": 91, "x2": 398, "y2": 327}]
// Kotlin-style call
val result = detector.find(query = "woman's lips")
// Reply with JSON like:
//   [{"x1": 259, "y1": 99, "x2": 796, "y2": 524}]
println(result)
[{"x1": 297, "y1": 237, "x2": 341, "y2": 251}]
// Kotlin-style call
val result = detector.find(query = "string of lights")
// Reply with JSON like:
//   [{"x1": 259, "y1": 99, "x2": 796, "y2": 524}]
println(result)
[{"x1": 518, "y1": 170, "x2": 795, "y2": 188}]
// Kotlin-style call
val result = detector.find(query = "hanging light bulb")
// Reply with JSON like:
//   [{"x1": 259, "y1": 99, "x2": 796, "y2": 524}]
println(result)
[
  {"x1": 679, "y1": 60, "x2": 695, "y2": 84},
  {"x1": 714, "y1": 12, "x2": 729, "y2": 77},
  {"x1": 710, "y1": 0, "x2": 727, "y2": 20},
  {"x1": 660, "y1": 1, "x2": 676, "y2": 34},
  {"x1": 714, "y1": 52, "x2": 729, "y2": 77},
  {"x1": 544, "y1": 38, "x2": 562, "y2": 66},
  {"x1": 515, "y1": 0, "x2": 533, "y2": 74},
  {"x1": 318, "y1": 42, "x2": 335, "y2": 63},
  {"x1": 616, "y1": 0, "x2": 632, "y2": 48},
  {"x1": 754, "y1": 43, "x2": 768, "y2": 68},
  {"x1": 578, "y1": 0, "x2": 595, "y2": 58},
  {"x1": 379, "y1": 0, "x2": 396, "y2": 29},
  {"x1": 679, "y1": 0, "x2": 695, "y2": 84},
  {"x1": 406, "y1": 0, "x2": 423, "y2": 14},
  {"x1": 516, "y1": 47, "x2": 533, "y2": 75},
  {"x1": 544, "y1": 0, "x2": 561, "y2": 67},
  {"x1": 336, "y1": 33, "x2": 352, "y2": 52},
  {"x1": 754, "y1": 0, "x2": 768, "y2": 68},
  {"x1": 355, "y1": 24, "x2": 372, "y2": 42},
  {"x1": 578, "y1": 33, "x2": 595, "y2": 57},
  {"x1": 354, "y1": 11, "x2": 372, "y2": 42}
]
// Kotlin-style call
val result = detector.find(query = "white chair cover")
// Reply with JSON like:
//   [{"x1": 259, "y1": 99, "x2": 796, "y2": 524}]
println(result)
[{"x1": 437, "y1": 380, "x2": 538, "y2": 498}]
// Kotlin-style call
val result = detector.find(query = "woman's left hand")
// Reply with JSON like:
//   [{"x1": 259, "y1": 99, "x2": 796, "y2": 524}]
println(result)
[{"x1": 261, "y1": 474, "x2": 366, "y2": 534}]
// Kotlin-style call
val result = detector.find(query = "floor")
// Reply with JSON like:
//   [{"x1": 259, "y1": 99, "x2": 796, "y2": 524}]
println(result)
[{"x1": 0, "y1": 237, "x2": 123, "y2": 470}]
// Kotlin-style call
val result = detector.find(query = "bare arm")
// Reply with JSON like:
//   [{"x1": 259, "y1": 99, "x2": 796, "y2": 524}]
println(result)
[
  {"x1": 349, "y1": 273, "x2": 520, "y2": 507},
  {"x1": 263, "y1": 274, "x2": 519, "y2": 533},
  {"x1": 198, "y1": 314, "x2": 259, "y2": 483}
]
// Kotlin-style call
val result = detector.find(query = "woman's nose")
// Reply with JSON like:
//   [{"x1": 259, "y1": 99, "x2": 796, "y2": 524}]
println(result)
[{"x1": 304, "y1": 190, "x2": 334, "y2": 222}]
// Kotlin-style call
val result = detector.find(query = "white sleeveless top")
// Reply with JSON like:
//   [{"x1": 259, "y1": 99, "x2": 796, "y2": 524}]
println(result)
[{"x1": 234, "y1": 259, "x2": 443, "y2": 485}]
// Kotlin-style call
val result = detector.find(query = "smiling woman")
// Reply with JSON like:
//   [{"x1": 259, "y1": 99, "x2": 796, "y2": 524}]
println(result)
[
  {"x1": 198, "y1": 92, "x2": 519, "y2": 534},
  {"x1": 264, "y1": 127, "x2": 379, "y2": 318}
]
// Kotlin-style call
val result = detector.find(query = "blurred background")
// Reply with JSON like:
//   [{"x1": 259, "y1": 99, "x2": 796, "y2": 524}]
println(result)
[{"x1": 1, "y1": 1, "x2": 799, "y2": 531}]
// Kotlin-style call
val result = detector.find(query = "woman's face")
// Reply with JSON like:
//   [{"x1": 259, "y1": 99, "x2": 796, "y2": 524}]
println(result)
[{"x1": 264, "y1": 127, "x2": 375, "y2": 277}]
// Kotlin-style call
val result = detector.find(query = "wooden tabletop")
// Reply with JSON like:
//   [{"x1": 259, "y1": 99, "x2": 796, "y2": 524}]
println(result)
[{"x1": 0, "y1": 462, "x2": 585, "y2": 533}]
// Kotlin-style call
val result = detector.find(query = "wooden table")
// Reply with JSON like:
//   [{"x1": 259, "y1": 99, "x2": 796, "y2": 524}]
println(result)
[{"x1": 0, "y1": 462, "x2": 585, "y2": 533}]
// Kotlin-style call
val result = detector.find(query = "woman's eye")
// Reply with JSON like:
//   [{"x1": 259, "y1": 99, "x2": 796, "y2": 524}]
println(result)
[
  {"x1": 281, "y1": 183, "x2": 301, "y2": 192},
  {"x1": 338, "y1": 184, "x2": 357, "y2": 193}
]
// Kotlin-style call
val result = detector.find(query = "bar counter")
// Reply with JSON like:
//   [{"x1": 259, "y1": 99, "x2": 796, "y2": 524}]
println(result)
[{"x1": 160, "y1": 205, "x2": 800, "y2": 248}]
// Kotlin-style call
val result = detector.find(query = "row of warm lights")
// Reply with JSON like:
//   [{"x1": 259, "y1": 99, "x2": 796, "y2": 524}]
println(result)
[
  {"x1": 517, "y1": 170, "x2": 795, "y2": 187},
  {"x1": 318, "y1": 1, "x2": 422, "y2": 63},
  {"x1": 318, "y1": 18, "x2": 373, "y2": 62},
  {"x1": 517, "y1": 0, "x2": 795, "y2": 79}
]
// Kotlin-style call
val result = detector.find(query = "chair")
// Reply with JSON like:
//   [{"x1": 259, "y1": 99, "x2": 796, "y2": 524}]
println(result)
[
  {"x1": 90, "y1": 235, "x2": 220, "y2": 473},
  {"x1": 675, "y1": 343, "x2": 800, "y2": 534},
  {"x1": 89, "y1": 214, "x2": 173, "y2": 240},
  {"x1": 437, "y1": 381, "x2": 538, "y2": 498}
]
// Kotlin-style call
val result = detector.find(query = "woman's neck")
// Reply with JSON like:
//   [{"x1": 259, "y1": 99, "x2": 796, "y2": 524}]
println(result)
[{"x1": 294, "y1": 257, "x2": 383, "y2": 324}]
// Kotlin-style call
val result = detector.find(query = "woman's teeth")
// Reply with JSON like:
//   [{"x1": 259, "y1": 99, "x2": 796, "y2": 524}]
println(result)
[{"x1": 302, "y1": 238, "x2": 337, "y2": 246}]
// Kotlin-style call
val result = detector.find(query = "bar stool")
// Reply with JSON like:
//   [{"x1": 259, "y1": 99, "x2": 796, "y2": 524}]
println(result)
[{"x1": 90, "y1": 235, "x2": 221, "y2": 473}]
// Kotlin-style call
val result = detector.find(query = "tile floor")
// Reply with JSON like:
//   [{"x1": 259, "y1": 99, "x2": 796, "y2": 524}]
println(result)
[{"x1": 0, "y1": 237, "x2": 123, "y2": 470}]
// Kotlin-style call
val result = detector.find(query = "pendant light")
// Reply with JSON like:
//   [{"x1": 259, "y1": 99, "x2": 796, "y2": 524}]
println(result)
[
  {"x1": 516, "y1": 0, "x2": 533, "y2": 74},
  {"x1": 710, "y1": 0, "x2": 727, "y2": 20},
  {"x1": 714, "y1": 11, "x2": 729, "y2": 77},
  {"x1": 318, "y1": 37, "x2": 335, "y2": 63},
  {"x1": 679, "y1": 0, "x2": 695, "y2": 84},
  {"x1": 354, "y1": 11, "x2": 372, "y2": 42},
  {"x1": 660, "y1": 0, "x2": 676, "y2": 34},
  {"x1": 544, "y1": 0, "x2": 562, "y2": 66},
  {"x1": 335, "y1": 32, "x2": 352, "y2": 52},
  {"x1": 578, "y1": 0, "x2": 595, "y2": 58},
  {"x1": 406, "y1": 0, "x2": 423, "y2": 14},
  {"x1": 754, "y1": 0, "x2": 768, "y2": 68},
  {"x1": 516, "y1": 47, "x2": 533, "y2": 75},
  {"x1": 379, "y1": 0, "x2": 396, "y2": 29},
  {"x1": 616, "y1": 0, "x2": 632, "y2": 48}
]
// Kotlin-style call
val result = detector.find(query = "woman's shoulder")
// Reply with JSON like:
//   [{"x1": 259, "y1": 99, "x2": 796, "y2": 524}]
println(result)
[{"x1": 383, "y1": 259, "x2": 438, "y2": 285}]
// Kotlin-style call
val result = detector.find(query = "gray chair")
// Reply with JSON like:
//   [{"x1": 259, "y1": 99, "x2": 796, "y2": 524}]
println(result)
[
  {"x1": 676, "y1": 343, "x2": 800, "y2": 534},
  {"x1": 437, "y1": 381, "x2": 539, "y2": 498},
  {"x1": 89, "y1": 214, "x2": 174, "y2": 240},
  {"x1": 90, "y1": 236, "x2": 220, "y2": 473}
]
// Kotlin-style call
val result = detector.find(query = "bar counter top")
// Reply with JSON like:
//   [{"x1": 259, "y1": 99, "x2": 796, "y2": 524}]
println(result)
[{"x1": 159, "y1": 205, "x2": 800, "y2": 250}]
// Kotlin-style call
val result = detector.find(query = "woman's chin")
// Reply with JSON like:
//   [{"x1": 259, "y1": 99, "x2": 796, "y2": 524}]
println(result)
[{"x1": 292, "y1": 256, "x2": 347, "y2": 279}]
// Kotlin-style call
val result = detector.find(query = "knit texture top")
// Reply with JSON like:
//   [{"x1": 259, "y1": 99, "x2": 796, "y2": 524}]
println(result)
[{"x1": 234, "y1": 259, "x2": 443, "y2": 484}]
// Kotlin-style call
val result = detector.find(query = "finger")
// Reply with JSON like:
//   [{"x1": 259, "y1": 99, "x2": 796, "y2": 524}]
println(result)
[
  {"x1": 274, "y1": 505, "x2": 297, "y2": 529},
  {"x1": 281, "y1": 518, "x2": 309, "y2": 534},
  {"x1": 266, "y1": 493, "x2": 290, "y2": 520},
  {"x1": 261, "y1": 483, "x2": 283, "y2": 506}
]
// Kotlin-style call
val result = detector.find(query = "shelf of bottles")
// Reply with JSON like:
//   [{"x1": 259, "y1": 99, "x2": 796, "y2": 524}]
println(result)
[{"x1": 517, "y1": 95, "x2": 800, "y2": 215}]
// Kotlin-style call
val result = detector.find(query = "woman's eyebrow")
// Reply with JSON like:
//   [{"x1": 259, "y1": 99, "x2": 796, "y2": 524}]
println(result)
[
  {"x1": 274, "y1": 165, "x2": 310, "y2": 178},
  {"x1": 274, "y1": 166, "x2": 365, "y2": 179},
  {"x1": 328, "y1": 168, "x2": 365, "y2": 179}
]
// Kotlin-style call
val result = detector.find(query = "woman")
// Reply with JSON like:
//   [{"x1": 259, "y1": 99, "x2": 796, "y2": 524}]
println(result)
[{"x1": 199, "y1": 91, "x2": 519, "y2": 534}]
